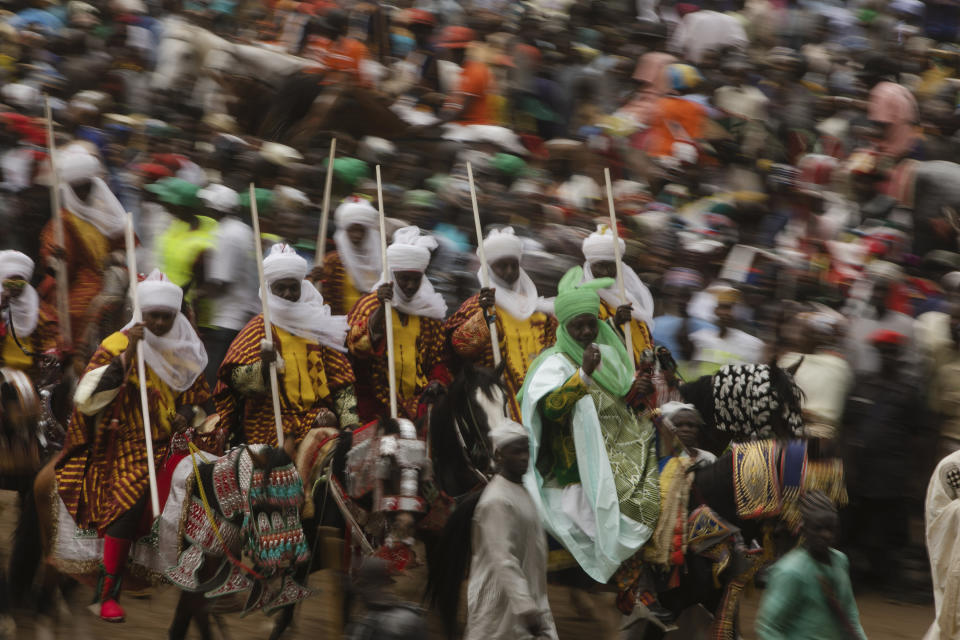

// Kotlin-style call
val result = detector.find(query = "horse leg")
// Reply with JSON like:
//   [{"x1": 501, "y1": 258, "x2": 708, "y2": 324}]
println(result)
[{"x1": 168, "y1": 591, "x2": 196, "y2": 640}]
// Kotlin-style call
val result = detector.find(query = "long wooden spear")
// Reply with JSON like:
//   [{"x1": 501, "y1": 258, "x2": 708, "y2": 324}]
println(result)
[
  {"x1": 249, "y1": 183, "x2": 285, "y2": 447},
  {"x1": 44, "y1": 96, "x2": 72, "y2": 350},
  {"x1": 313, "y1": 138, "x2": 337, "y2": 292},
  {"x1": 604, "y1": 168, "x2": 635, "y2": 374},
  {"x1": 375, "y1": 165, "x2": 397, "y2": 419},
  {"x1": 124, "y1": 213, "x2": 160, "y2": 517},
  {"x1": 466, "y1": 162, "x2": 502, "y2": 367}
]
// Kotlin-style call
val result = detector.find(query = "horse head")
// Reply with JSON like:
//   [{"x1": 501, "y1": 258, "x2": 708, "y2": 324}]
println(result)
[
  {"x1": 428, "y1": 364, "x2": 508, "y2": 496},
  {"x1": 681, "y1": 362, "x2": 805, "y2": 453}
]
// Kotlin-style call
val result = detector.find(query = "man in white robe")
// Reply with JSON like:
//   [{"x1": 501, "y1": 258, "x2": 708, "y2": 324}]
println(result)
[
  {"x1": 925, "y1": 450, "x2": 960, "y2": 640},
  {"x1": 466, "y1": 420, "x2": 558, "y2": 640}
]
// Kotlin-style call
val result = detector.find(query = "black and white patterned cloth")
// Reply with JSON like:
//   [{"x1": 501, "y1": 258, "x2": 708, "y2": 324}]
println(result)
[{"x1": 711, "y1": 364, "x2": 804, "y2": 439}]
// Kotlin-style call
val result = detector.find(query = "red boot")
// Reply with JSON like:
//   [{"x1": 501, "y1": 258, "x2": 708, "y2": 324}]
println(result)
[{"x1": 98, "y1": 536, "x2": 131, "y2": 623}]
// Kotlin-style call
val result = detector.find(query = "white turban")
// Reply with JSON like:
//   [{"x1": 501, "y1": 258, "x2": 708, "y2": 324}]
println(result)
[
  {"x1": 482, "y1": 226, "x2": 523, "y2": 264},
  {"x1": 581, "y1": 224, "x2": 624, "y2": 264},
  {"x1": 0, "y1": 250, "x2": 38, "y2": 338},
  {"x1": 138, "y1": 269, "x2": 183, "y2": 311},
  {"x1": 334, "y1": 198, "x2": 379, "y2": 230},
  {"x1": 661, "y1": 401, "x2": 699, "y2": 423},
  {"x1": 57, "y1": 144, "x2": 105, "y2": 185},
  {"x1": 489, "y1": 420, "x2": 529, "y2": 452},
  {"x1": 388, "y1": 226, "x2": 437, "y2": 273},
  {"x1": 0, "y1": 250, "x2": 35, "y2": 281},
  {"x1": 263, "y1": 243, "x2": 308, "y2": 284},
  {"x1": 197, "y1": 183, "x2": 239, "y2": 213}
]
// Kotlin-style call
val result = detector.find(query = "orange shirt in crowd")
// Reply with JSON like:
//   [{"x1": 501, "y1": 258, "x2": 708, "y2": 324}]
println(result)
[{"x1": 446, "y1": 60, "x2": 494, "y2": 125}]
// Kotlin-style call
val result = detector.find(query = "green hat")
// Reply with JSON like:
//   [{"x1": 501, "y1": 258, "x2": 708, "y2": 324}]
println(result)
[
  {"x1": 492, "y1": 153, "x2": 527, "y2": 178},
  {"x1": 323, "y1": 157, "x2": 371, "y2": 188},
  {"x1": 403, "y1": 189, "x2": 438, "y2": 210},
  {"x1": 239, "y1": 187, "x2": 275, "y2": 214},
  {"x1": 554, "y1": 266, "x2": 614, "y2": 326},
  {"x1": 145, "y1": 177, "x2": 201, "y2": 207}
]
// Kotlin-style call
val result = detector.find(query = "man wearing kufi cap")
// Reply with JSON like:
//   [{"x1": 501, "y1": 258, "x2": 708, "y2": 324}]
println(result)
[
  {"x1": 56, "y1": 270, "x2": 212, "y2": 623},
  {"x1": 319, "y1": 197, "x2": 382, "y2": 316},
  {"x1": 445, "y1": 227, "x2": 557, "y2": 420},
  {"x1": 196, "y1": 183, "x2": 259, "y2": 385},
  {"x1": 462, "y1": 419, "x2": 558, "y2": 640},
  {"x1": 217, "y1": 244, "x2": 360, "y2": 449},
  {"x1": 346, "y1": 226, "x2": 451, "y2": 422},
  {"x1": 39, "y1": 143, "x2": 127, "y2": 350},
  {"x1": 580, "y1": 225, "x2": 654, "y2": 365},
  {"x1": 0, "y1": 250, "x2": 59, "y2": 375}
]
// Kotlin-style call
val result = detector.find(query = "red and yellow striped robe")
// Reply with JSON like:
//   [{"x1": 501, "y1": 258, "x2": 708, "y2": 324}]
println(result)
[
  {"x1": 0, "y1": 300, "x2": 59, "y2": 376},
  {"x1": 445, "y1": 295, "x2": 557, "y2": 421},
  {"x1": 215, "y1": 314, "x2": 356, "y2": 446},
  {"x1": 56, "y1": 330, "x2": 211, "y2": 531},
  {"x1": 597, "y1": 299, "x2": 654, "y2": 365},
  {"x1": 321, "y1": 251, "x2": 366, "y2": 317},
  {"x1": 39, "y1": 210, "x2": 124, "y2": 350},
  {"x1": 346, "y1": 291, "x2": 452, "y2": 422}
]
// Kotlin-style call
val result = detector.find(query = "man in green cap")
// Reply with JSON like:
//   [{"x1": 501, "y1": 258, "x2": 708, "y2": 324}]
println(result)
[
  {"x1": 517, "y1": 266, "x2": 661, "y2": 613},
  {"x1": 150, "y1": 177, "x2": 218, "y2": 320}
]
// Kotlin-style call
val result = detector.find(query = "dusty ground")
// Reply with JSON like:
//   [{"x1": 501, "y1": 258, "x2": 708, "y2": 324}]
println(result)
[{"x1": 0, "y1": 488, "x2": 935, "y2": 640}]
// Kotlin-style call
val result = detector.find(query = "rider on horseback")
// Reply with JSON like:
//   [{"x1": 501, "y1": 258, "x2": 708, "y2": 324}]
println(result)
[
  {"x1": 216, "y1": 243, "x2": 360, "y2": 453},
  {"x1": 347, "y1": 226, "x2": 451, "y2": 423},
  {"x1": 0, "y1": 251, "x2": 59, "y2": 376},
  {"x1": 55, "y1": 270, "x2": 211, "y2": 623},
  {"x1": 518, "y1": 267, "x2": 661, "y2": 611}
]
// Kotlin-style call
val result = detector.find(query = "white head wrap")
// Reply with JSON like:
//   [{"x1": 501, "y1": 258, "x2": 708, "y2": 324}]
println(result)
[
  {"x1": 942, "y1": 271, "x2": 960, "y2": 293},
  {"x1": 264, "y1": 243, "x2": 308, "y2": 283},
  {"x1": 123, "y1": 270, "x2": 207, "y2": 392},
  {"x1": 581, "y1": 224, "x2": 655, "y2": 326},
  {"x1": 377, "y1": 226, "x2": 447, "y2": 320},
  {"x1": 0, "y1": 250, "x2": 39, "y2": 338},
  {"x1": 56, "y1": 145, "x2": 126, "y2": 238},
  {"x1": 387, "y1": 226, "x2": 435, "y2": 272},
  {"x1": 482, "y1": 226, "x2": 523, "y2": 264},
  {"x1": 333, "y1": 197, "x2": 381, "y2": 294},
  {"x1": 489, "y1": 419, "x2": 529, "y2": 452},
  {"x1": 660, "y1": 401, "x2": 699, "y2": 423},
  {"x1": 138, "y1": 269, "x2": 183, "y2": 311},
  {"x1": 197, "y1": 183, "x2": 239, "y2": 213},
  {"x1": 478, "y1": 226, "x2": 549, "y2": 320},
  {"x1": 261, "y1": 245, "x2": 348, "y2": 351}
]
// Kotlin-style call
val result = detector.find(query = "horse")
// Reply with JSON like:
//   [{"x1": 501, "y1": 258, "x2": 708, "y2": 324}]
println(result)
[
  {"x1": 14, "y1": 431, "x2": 314, "y2": 640},
  {"x1": 266, "y1": 363, "x2": 508, "y2": 639},
  {"x1": 425, "y1": 359, "x2": 843, "y2": 640}
]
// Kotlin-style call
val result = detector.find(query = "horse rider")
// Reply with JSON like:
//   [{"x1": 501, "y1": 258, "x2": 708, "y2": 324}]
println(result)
[
  {"x1": 320, "y1": 197, "x2": 382, "y2": 317},
  {"x1": 580, "y1": 224, "x2": 655, "y2": 366},
  {"x1": 347, "y1": 226, "x2": 451, "y2": 423},
  {"x1": 39, "y1": 143, "x2": 127, "y2": 359},
  {"x1": 517, "y1": 266, "x2": 663, "y2": 617},
  {"x1": 55, "y1": 270, "x2": 211, "y2": 623},
  {"x1": 216, "y1": 243, "x2": 360, "y2": 454},
  {"x1": 0, "y1": 250, "x2": 59, "y2": 378},
  {"x1": 446, "y1": 227, "x2": 556, "y2": 420}
]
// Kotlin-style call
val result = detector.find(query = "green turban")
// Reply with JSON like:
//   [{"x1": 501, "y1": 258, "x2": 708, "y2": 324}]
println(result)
[{"x1": 546, "y1": 266, "x2": 634, "y2": 397}]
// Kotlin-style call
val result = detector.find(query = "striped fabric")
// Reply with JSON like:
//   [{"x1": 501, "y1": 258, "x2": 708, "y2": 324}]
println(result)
[
  {"x1": 55, "y1": 330, "x2": 212, "y2": 531},
  {"x1": 445, "y1": 294, "x2": 557, "y2": 421},
  {"x1": 215, "y1": 314, "x2": 354, "y2": 446},
  {"x1": 346, "y1": 291, "x2": 451, "y2": 422},
  {"x1": 321, "y1": 251, "x2": 364, "y2": 317},
  {"x1": 39, "y1": 210, "x2": 124, "y2": 349}
]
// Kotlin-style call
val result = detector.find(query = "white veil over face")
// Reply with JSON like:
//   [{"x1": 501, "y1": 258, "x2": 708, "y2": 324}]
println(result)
[{"x1": 0, "y1": 250, "x2": 38, "y2": 338}]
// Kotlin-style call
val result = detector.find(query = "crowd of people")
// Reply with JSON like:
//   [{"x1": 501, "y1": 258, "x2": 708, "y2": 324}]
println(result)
[{"x1": 3, "y1": 0, "x2": 960, "y2": 636}]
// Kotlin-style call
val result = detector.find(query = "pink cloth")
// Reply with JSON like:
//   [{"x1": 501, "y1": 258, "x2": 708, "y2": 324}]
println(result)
[
  {"x1": 633, "y1": 52, "x2": 678, "y2": 94},
  {"x1": 868, "y1": 81, "x2": 919, "y2": 159}
]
